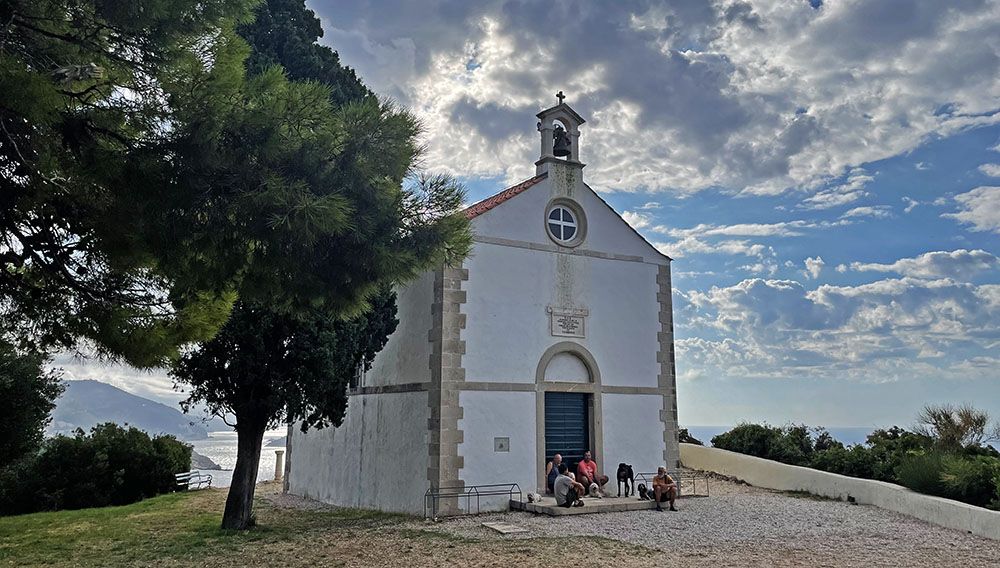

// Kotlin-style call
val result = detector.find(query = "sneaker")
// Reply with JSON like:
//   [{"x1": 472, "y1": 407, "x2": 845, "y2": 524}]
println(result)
[
  {"x1": 572, "y1": 500, "x2": 585, "y2": 507},
  {"x1": 655, "y1": 505, "x2": 663, "y2": 512},
  {"x1": 669, "y1": 505, "x2": 678, "y2": 512}
]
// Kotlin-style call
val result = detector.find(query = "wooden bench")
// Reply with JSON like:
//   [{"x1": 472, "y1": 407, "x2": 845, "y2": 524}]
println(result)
[{"x1": 175, "y1": 471, "x2": 213, "y2": 490}]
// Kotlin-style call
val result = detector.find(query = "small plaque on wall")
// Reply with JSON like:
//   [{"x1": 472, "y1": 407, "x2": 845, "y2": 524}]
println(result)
[
  {"x1": 547, "y1": 306, "x2": 589, "y2": 338},
  {"x1": 494, "y1": 437, "x2": 510, "y2": 452}
]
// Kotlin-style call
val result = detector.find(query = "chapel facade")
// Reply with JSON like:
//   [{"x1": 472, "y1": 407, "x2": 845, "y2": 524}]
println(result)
[{"x1": 284, "y1": 97, "x2": 679, "y2": 514}]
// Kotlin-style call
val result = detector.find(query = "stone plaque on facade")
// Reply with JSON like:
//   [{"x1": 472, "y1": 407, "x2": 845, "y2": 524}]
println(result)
[{"x1": 547, "y1": 306, "x2": 589, "y2": 338}]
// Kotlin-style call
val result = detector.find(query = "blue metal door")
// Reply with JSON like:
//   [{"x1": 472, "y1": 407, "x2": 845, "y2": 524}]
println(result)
[{"x1": 544, "y1": 392, "x2": 590, "y2": 470}]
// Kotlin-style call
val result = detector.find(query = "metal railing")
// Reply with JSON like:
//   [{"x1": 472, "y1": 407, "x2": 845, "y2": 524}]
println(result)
[
  {"x1": 634, "y1": 469, "x2": 709, "y2": 498},
  {"x1": 424, "y1": 482, "x2": 523, "y2": 519}
]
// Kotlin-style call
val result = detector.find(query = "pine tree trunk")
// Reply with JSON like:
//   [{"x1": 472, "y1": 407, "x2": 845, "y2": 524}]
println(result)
[{"x1": 221, "y1": 421, "x2": 266, "y2": 530}]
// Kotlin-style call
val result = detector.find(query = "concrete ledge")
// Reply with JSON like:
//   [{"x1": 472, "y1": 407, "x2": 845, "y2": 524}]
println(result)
[
  {"x1": 510, "y1": 496, "x2": 660, "y2": 515},
  {"x1": 680, "y1": 443, "x2": 1000, "y2": 541}
]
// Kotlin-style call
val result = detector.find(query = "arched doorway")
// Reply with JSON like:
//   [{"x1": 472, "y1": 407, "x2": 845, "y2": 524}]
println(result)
[{"x1": 535, "y1": 342, "x2": 603, "y2": 491}]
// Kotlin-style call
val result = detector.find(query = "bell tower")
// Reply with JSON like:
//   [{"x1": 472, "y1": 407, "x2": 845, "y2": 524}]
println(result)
[{"x1": 536, "y1": 91, "x2": 586, "y2": 175}]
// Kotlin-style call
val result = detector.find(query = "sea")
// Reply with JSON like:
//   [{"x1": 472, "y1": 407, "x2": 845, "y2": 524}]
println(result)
[{"x1": 189, "y1": 430, "x2": 287, "y2": 488}]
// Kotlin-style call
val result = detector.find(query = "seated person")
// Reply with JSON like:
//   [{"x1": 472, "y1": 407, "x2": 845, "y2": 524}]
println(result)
[
  {"x1": 553, "y1": 464, "x2": 585, "y2": 508},
  {"x1": 652, "y1": 466, "x2": 678, "y2": 512},
  {"x1": 576, "y1": 451, "x2": 609, "y2": 494},
  {"x1": 545, "y1": 453, "x2": 563, "y2": 494}
]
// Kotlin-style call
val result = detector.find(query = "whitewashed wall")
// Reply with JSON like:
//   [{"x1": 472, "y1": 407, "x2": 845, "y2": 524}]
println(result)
[
  {"x1": 364, "y1": 270, "x2": 435, "y2": 386},
  {"x1": 287, "y1": 391, "x2": 429, "y2": 514},
  {"x1": 471, "y1": 176, "x2": 666, "y2": 265},
  {"x1": 457, "y1": 390, "x2": 537, "y2": 510},
  {"x1": 602, "y1": 393, "x2": 666, "y2": 478},
  {"x1": 462, "y1": 243, "x2": 660, "y2": 388}
]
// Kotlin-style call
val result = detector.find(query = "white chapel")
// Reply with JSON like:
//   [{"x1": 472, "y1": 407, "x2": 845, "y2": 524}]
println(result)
[{"x1": 284, "y1": 96, "x2": 679, "y2": 514}]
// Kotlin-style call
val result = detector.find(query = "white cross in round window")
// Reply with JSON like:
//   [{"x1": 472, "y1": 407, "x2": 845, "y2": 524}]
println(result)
[{"x1": 547, "y1": 205, "x2": 577, "y2": 242}]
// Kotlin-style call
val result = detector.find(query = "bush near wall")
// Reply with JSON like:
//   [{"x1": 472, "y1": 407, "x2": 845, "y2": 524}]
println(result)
[
  {"x1": 0, "y1": 423, "x2": 192, "y2": 516},
  {"x1": 711, "y1": 423, "x2": 1000, "y2": 511}
]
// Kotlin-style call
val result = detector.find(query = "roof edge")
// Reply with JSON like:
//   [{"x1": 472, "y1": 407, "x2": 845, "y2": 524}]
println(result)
[
  {"x1": 585, "y1": 182, "x2": 673, "y2": 263},
  {"x1": 463, "y1": 173, "x2": 548, "y2": 220},
  {"x1": 536, "y1": 102, "x2": 586, "y2": 125}
]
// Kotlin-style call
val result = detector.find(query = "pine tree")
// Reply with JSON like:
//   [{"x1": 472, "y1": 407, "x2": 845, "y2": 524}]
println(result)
[
  {"x1": 0, "y1": 0, "x2": 257, "y2": 365},
  {"x1": 167, "y1": 0, "x2": 472, "y2": 529}
]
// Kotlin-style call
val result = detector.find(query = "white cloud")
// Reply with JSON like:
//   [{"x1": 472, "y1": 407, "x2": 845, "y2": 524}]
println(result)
[
  {"x1": 943, "y1": 186, "x2": 1000, "y2": 233},
  {"x1": 654, "y1": 237, "x2": 768, "y2": 259},
  {"x1": 658, "y1": 220, "x2": 813, "y2": 238},
  {"x1": 841, "y1": 205, "x2": 892, "y2": 219},
  {"x1": 902, "y1": 197, "x2": 921, "y2": 213},
  {"x1": 740, "y1": 260, "x2": 779, "y2": 276},
  {"x1": 622, "y1": 210, "x2": 652, "y2": 230},
  {"x1": 799, "y1": 168, "x2": 873, "y2": 210},
  {"x1": 638, "y1": 202, "x2": 662, "y2": 210},
  {"x1": 836, "y1": 263, "x2": 848, "y2": 273},
  {"x1": 313, "y1": 1, "x2": 1000, "y2": 194},
  {"x1": 803, "y1": 256, "x2": 825, "y2": 279},
  {"x1": 850, "y1": 249, "x2": 999, "y2": 279},
  {"x1": 681, "y1": 276, "x2": 1000, "y2": 382},
  {"x1": 978, "y1": 163, "x2": 1000, "y2": 177}
]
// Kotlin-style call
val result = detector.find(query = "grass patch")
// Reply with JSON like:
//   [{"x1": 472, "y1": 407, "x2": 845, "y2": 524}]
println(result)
[
  {"x1": 0, "y1": 487, "x2": 662, "y2": 567},
  {"x1": 0, "y1": 487, "x2": 412, "y2": 567},
  {"x1": 1, "y1": 490, "x2": 232, "y2": 567}
]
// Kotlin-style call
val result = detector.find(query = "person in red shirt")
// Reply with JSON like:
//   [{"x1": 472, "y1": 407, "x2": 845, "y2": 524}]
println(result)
[{"x1": 576, "y1": 451, "x2": 609, "y2": 495}]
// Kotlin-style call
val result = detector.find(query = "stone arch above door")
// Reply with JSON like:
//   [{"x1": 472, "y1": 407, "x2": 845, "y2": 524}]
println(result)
[{"x1": 535, "y1": 341, "x2": 601, "y2": 386}]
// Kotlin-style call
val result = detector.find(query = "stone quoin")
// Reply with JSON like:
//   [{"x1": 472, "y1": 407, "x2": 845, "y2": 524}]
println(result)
[{"x1": 284, "y1": 95, "x2": 679, "y2": 514}]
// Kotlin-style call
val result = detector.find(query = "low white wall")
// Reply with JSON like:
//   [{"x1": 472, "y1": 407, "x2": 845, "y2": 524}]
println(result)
[{"x1": 680, "y1": 443, "x2": 1000, "y2": 541}]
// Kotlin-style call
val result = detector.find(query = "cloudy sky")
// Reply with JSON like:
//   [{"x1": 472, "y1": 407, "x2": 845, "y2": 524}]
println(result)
[{"x1": 65, "y1": 0, "x2": 1000, "y2": 430}]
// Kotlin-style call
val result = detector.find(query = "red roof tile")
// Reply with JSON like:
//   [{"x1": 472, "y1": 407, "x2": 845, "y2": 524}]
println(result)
[{"x1": 463, "y1": 174, "x2": 547, "y2": 219}]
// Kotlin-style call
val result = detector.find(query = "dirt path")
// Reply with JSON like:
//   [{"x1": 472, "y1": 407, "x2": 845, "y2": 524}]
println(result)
[{"x1": 227, "y1": 479, "x2": 1000, "y2": 568}]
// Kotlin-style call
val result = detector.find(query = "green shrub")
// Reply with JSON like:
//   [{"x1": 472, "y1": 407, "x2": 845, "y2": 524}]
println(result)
[
  {"x1": 993, "y1": 474, "x2": 1000, "y2": 510},
  {"x1": 0, "y1": 423, "x2": 191, "y2": 516},
  {"x1": 939, "y1": 455, "x2": 1000, "y2": 509},
  {"x1": 711, "y1": 423, "x2": 814, "y2": 466},
  {"x1": 896, "y1": 451, "x2": 948, "y2": 497},
  {"x1": 864, "y1": 426, "x2": 933, "y2": 482},
  {"x1": 810, "y1": 445, "x2": 878, "y2": 479},
  {"x1": 813, "y1": 429, "x2": 844, "y2": 452},
  {"x1": 712, "y1": 423, "x2": 782, "y2": 459}
]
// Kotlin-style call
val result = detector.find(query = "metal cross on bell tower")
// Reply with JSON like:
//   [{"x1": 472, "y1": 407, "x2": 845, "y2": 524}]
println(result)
[{"x1": 556, "y1": 90, "x2": 566, "y2": 105}]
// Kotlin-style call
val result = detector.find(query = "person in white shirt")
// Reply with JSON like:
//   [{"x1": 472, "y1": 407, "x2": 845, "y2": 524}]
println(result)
[{"x1": 553, "y1": 463, "x2": 585, "y2": 508}]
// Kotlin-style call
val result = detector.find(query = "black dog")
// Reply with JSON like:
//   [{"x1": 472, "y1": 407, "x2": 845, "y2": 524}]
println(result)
[
  {"x1": 616, "y1": 462, "x2": 635, "y2": 497},
  {"x1": 637, "y1": 483, "x2": 650, "y2": 500}
]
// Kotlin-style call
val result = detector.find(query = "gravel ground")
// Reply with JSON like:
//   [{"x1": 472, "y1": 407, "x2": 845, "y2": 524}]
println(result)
[{"x1": 416, "y1": 476, "x2": 999, "y2": 567}]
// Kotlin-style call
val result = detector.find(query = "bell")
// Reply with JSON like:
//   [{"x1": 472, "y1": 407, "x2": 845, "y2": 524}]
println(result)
[{"x1": 552, "y1": 126, "x2": 572, "y2": 157}]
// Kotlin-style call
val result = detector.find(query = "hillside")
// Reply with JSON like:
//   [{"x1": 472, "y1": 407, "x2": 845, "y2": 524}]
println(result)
[{"x1": 49, "y1": 380, "x2": 211, "y2": 440}]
